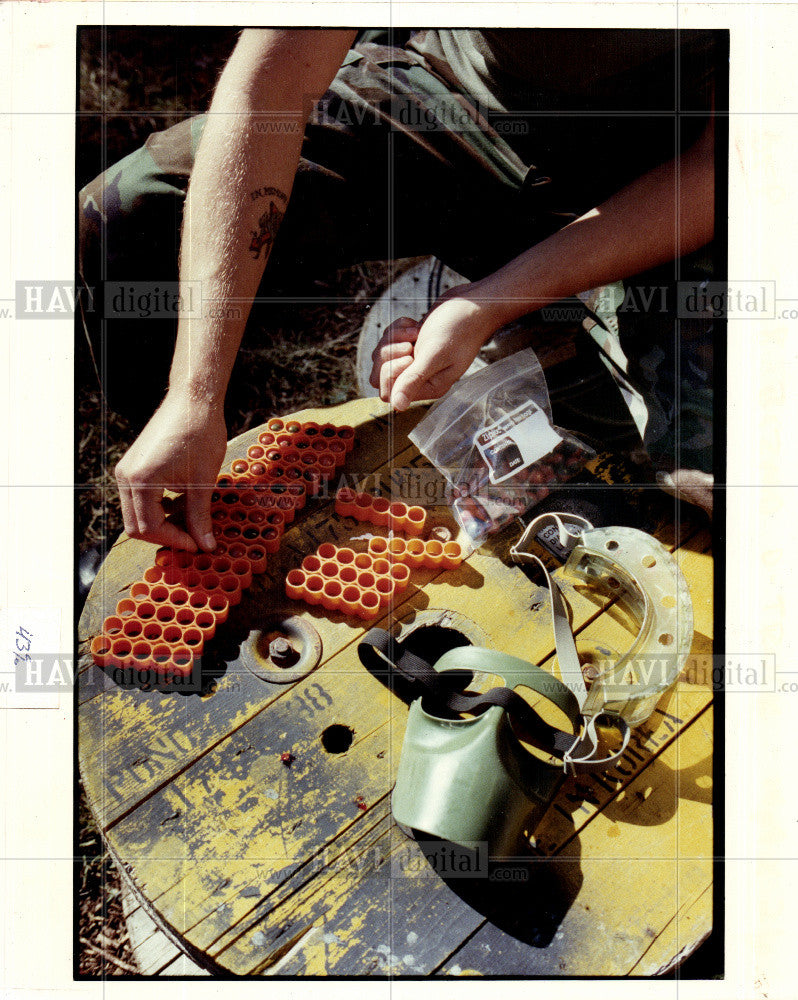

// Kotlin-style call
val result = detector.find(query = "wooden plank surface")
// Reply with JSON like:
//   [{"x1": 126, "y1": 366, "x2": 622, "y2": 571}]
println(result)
[
  {"x1": 435, "y1": 707, "x2": 713, "y2": 977},
  {"x1": 80, "y1": 501, "x2": 701, "y2": 832},
  {"x1": 629, "y1": 883, "x2": 713, "y2": 976},
  {"x1": 100, "y1": 521, "x2": 705, "y2": 966},
  {"x1": 211, "y1": 528, "x2": 715, "y2": 975},
  {"x1": 120, "y1": 868, "x2": 208, "y2": 975},
  {"x1": 77, "y1": 400, "x2": 435, "y2": 827},
  {"x1": 80, "y1": 399, "x2": 714, "y2": 977}
]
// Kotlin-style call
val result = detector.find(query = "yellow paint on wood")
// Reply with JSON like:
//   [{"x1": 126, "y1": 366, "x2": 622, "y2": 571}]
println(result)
[
  {"x1": 79, "y1": 399, "x2": 714, "y2": 977},
  {"x1": 437, "y1": 707, "x2": 713, "y2": 976},
  {"x1": 104, "y1": 670, "x2": 408, "y2": 942},
  {"x1": 217, "y1": 707, "x2": 713, "y2": 975},
  {"x1": 628, "y1": 881, "x2": 713, "y2": 975}
]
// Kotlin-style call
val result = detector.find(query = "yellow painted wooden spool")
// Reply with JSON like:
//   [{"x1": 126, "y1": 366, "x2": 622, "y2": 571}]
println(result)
[{"x1": 78, "y1": 398, "x2": 714, "y2": 976}]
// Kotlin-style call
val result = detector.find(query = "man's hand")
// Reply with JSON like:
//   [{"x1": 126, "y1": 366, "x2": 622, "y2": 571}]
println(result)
[
  {"x1": 114, "y1": 392, "x2": 227, "y2": 551},
  {"x1": 370, "y1": 282, "x2": 499, "y2": 410}
]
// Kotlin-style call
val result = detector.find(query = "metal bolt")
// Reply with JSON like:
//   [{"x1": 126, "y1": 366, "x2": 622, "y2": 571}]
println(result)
[
  {"x1": 582, "y1": 663, "x2": 599, "y2": 683},
  {"x1": 269, "y1": 636, "x2": 299, "y2": 666}
]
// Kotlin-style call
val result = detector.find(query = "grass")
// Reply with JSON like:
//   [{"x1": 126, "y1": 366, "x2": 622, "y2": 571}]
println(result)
[{"x1": 77, "y1": 28, "x2": 393, "y2": 975}]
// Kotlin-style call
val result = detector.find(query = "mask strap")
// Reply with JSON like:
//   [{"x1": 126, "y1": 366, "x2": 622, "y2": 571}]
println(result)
[
  {"x1": 357, "y1": 628, "x2": 580, "y2": 760},
  {"x1": 511, "y1": 512, "x2": 630, "y2": 775}
]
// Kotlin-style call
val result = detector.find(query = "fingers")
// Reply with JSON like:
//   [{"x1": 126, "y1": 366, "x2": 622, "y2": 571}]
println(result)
[
  {"x1": 369, "y1": 317, "x2": 420, "y2": 389},
  {"x1": 390, "y1": 360, "x2": 455, "y2": 412},
  {"x1": 149, "y1": 519, "x2": 201, "y2": 551},
  {"x1": 129, "y1": 479, "x2": 198, "y2": 551},
  {"x1": 379, "y1": 353, "x2": 414, "y2": 402},
  {"x1": 372, "y1": 316, "x2": 420, "y2": 351},
  {"x1": 184, "y1": 484, "x2": 217, "y2": 552},
  {"x1": 386, "y1": 292, "x2": 488, "y2": 410},
  {"x1": 115, "y1": 466, "x2": 139, "y2": 539},
  {"x1": 370, "y1": 341, "x2": 415, "y2": 390},
  {"x1": 388, "y1": 321, "x2": 455, "y2": 410},
  {"x1": 112, "y1": 398, "x2": 228, "y2": 551}
]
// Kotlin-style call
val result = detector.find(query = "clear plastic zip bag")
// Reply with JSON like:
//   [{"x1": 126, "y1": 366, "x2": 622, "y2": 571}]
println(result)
[{"x1": 409, "y1": 349, "x2": 594, "y2": 545}]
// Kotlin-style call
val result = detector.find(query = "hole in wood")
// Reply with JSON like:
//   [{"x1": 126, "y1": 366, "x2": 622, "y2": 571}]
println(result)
[
  {"x1": 321, "y1": 724, "x2": 354, "y2": 754},
  {"x1": 400, "y1": 625, "x2": 471, "y2": 665}
]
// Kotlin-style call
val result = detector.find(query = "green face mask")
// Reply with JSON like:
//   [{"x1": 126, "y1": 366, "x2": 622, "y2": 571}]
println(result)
[{"x1": 391, "y1": 646, "x2": 581, "y2": 857}]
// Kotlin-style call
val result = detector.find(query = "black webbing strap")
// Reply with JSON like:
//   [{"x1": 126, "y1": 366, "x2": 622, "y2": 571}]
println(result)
[{"x1": 358, "y1": 627, "x2": 578, "y2": 760}]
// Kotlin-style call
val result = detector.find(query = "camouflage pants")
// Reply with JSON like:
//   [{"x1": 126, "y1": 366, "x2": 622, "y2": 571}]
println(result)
[{"x1": 78, "y1": 39, "x2": 715, "y2": 475}]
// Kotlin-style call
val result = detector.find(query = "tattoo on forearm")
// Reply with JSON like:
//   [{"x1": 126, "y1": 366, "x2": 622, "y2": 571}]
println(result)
[
  {"x1": 250, "y1": 185, "x2": 288, "y2": 203},
  {"x1": 248, "y1": 188, "x2": 287, "y2": 260}
]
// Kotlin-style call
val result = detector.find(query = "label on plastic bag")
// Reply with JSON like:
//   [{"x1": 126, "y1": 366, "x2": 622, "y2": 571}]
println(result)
[{"x1": 474, "y1": 401, "x2": 562, "y2": 484}]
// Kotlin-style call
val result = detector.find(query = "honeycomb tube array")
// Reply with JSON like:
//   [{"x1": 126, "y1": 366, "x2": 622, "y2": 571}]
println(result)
[
  {"x1": 335, "y1": 488, "x2": 427, "y2": 536},
  {"x1": 284, "y1": 527, "x2": 462, "y2": 619},
  {"x1": 367, "y1": 535, "x2": 463, "y2": 571},
  {"x1": 284, "y1": 543, "x2": 410, "y2": 619},
  {"x1": 92, "y1": 419, "x2": 355, "y2": 677}
]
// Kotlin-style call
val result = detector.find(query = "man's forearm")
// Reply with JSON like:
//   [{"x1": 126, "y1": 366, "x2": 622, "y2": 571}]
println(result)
[
  {"x1": 479, "y1": 119, "x2": 716, "y2": 329},
  {"x1": 168, "y1": 29, "x2": 356, "y2": 405}
]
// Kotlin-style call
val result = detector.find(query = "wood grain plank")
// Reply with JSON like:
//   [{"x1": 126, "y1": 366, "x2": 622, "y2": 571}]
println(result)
[
  {"x1": 99, "y1": 503, "x2": 709, "y2": 963},
  {"x1": 121, "y1": 878, "x2": 193, "y2": 976},
  {"x1": 226, "y1": 680, "x2": 714, "y2": 974},
  {"x1": 158, "y1": 954, "x2": 211, "y2": 976},
  {"x1": 248, "y1": 832, "x2": 487, "y2": 976},
  {"x1": 80, "y1": 397, "x2": 712, "y2": 976},
  {"x1": 78, "y1": 407, "x2": 440, "y2": 826},
  {"x1": 106, "y1": 545, "x2": 710, "y2": 974},
  {"x1": 81, "y1": 504, "x2": 691, "y2": 830},
  {"x1": 101, "y1": 665, "x2": 408, "y2": 951},
  {"x1": 435, "y1": 706, "x2": 713, "y2": 977},
  {"x1": 209, "y1": 798, "x2": 507, "y2": 975},
  {"x1": 205, "y1": 802, "x2": 397, "y2": 965},
  {"x1": 628, "y1": 881, "x2": 713, "y2": 975}
]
